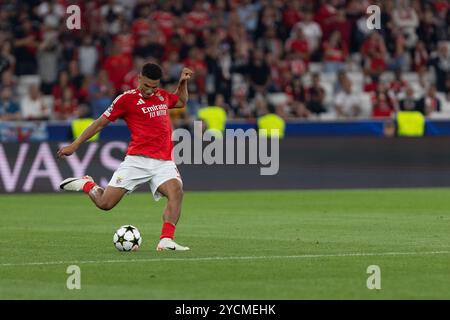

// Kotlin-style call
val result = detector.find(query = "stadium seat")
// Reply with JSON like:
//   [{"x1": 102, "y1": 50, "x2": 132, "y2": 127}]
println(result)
[
  {"x1": 410, "y1": 82, "x2": 425, "y2": 99},
  {"x1": 308, "y1": 63, "x2": 322, "y2": 73},
  {"x1": 319, "y1": 112, "x2": 338, "y2": 120},
  {"x1": 428, "y1": 112, "x2": 450, "y2": 119},
  {"x1": 17, "y1": 75, "x2": 41, "y2": 97},
  {"x1": 437, "y1": 93, "x2": 450, "y2": 113},
  {"x1": 301, "y1": 73, "x2": 311, "y2": 86},
  {"x1": 403, "y1": 72, "x2": 420, "y2": 83},
  {"x1": 347, "y1": 71, "x2": 364, "y2": 93},
  {"x1": 231, "y1": 73, "x2": 246, "y2": 93},
  {"x1": 347, "y1": 72, "x2": 364, "y2": 84},
  {"x1": 359, "y1": 93, "x2": 373, "y2": 118},
  {"x1": 319, "y1": 72, "x2": 336, "y2": 84},
  {"x1": 267, "y1": 93, "x2": 289, "y2": 107},
  {"x1": 42, "y1": 95, "x2": 55, "y2": 119},
  {"x1": 380, "y1": 72, "x2": 395, "y2": 83},
  {"x1": 320, "y1": 81, "x2": 333, "y2": 106}
]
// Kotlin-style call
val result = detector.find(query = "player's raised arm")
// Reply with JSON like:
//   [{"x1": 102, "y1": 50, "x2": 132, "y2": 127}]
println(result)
[
  {"x1": 57, "y1": 116, "x2": 111, "y2": 159},
  {"x1": 173, "y1": 67, "x2": 193, "y2": 108}
]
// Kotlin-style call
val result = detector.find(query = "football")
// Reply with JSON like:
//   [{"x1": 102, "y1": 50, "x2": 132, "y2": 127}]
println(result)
[{"x1": 113, "y1": 225, "x2": 142, "y2": 251}]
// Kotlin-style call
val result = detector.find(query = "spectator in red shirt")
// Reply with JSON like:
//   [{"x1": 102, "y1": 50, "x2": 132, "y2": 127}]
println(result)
[
  {"x1": 265, "y1": 52, "x2": 284, "y2": 91},
  {"x1": 323, "y1": 30, "x2": 348, "y2": 73},
  {"x1": 52, "y1": 71, "x2": 77, "y2": 101},
  {"x1": 113, "y1": 24, "x2": 135, "y2": 55},
  {"x1": 294, "y1": 10, "x2": 322, "y2": 57},
  {"x1": 363, "y1": 74, "x2": 378, "y2": 93},
  {"x1": 389, "y1": 70, "x2": 408, "y2": 98},
  {"x1": 327, "y1": 9, "x2": 353, "y2": 50},
  {"x1": 314, "y1": 0, "x2": 339, "y2": 37},
  {"x1": 121, "y1": 57, "x2": 144, "y2": 92},
  {"x1": 151, "y1": 1, "x2": 175, "y2": 39},
  {"x1": 371, "y1": 83, "x2": 397, "y2": 118},
  {"x1": 102, "y1": 44, "x2": 133, "y2": 91},
  {"x1": 361, "y1": 32, "x2": 388, "y2": 82},
  {"x1": 413, "y1": 41, "x2": 429, "y2": 73},
  {"x1": 186, "y1": 1, "x2": 210, "y2": 34},
  {"x1": 53, "y1": 87, "x2": 80, "y2": 121},
  {"x1": 285, "y1": 26, "x2": 310, "y2": 64},
  {"x1": 282, "y1": 1, "x2": 302, "y2": 30},
  {"x1": 131, "y1": 6, "x2": 151, "y2": 40}
]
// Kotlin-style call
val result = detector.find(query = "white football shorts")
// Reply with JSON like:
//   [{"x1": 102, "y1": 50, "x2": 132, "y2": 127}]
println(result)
[{"x1": 108, "y1": 155, "x2": 182, "y2": 201}]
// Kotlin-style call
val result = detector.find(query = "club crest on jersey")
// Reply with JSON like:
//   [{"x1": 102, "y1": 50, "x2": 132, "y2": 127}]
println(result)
[
  {"x1": 116, "y1": 176, "x2": 124, "y2": 184},
  {"x1": 158, "y1": 96, "x2": 164, "y2": 101}
]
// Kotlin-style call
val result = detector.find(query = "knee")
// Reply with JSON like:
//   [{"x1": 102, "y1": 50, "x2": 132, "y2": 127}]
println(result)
[{"x1": 169, "y1": 187, "x2": 183, "y2": 202}]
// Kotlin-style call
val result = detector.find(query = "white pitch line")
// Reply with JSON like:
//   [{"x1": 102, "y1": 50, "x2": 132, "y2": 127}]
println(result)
[{"x1": 0, "y1": 251, "x2": 449, "y2": 267}]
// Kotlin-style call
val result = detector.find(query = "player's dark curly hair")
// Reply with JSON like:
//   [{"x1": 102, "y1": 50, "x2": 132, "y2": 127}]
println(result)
[{"x1": 141, "y1": 63, "x2": 162, "y2": 80}]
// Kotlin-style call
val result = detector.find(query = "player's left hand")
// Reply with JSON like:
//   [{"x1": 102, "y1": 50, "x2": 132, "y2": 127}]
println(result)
[
  {"x1": 180, "y1": 67, "x2": 193, "y2": 81},
  {"x1": 57, "y1": 143, "x2": 77, "y2": 159}
]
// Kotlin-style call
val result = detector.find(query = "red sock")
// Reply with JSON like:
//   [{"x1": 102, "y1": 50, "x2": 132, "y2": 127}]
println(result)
[
  {"x1": 83, "y1": 181, "x2": 97, "y2": 193},
  {"x1": 160, "y1": 222, "x2": 176, "y2": 239}
]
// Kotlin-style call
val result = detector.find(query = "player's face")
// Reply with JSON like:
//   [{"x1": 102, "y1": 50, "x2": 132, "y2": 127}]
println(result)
[{"x1": 139, "y1": 75, "x2": 160, "y2": 98}]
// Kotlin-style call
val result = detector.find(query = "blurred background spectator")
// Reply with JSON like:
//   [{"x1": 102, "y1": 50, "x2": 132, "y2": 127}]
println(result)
[
  {"x1": 0, "y1": 87, "x2": 21, "y2": 121},
  {"x1": 334, "y1": 76, "x2": 362, "y2": 118},
  {"x1": 20, "y1": 83, "x2": 50, "y2": 120}
]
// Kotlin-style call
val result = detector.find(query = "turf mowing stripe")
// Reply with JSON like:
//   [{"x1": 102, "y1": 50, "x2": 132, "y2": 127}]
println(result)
[{"x1": 0, "y1": 250, "x2": 449, "y2": 267}]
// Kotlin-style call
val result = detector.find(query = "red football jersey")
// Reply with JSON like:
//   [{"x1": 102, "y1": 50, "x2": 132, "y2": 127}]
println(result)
[{"x1": 103, "y1": 88, "x2": 179, "y2": 161}]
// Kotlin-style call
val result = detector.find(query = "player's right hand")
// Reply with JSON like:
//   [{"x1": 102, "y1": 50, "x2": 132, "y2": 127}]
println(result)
[{"x1": 57, "y1": 144, "x2": 77, "y2": 159}]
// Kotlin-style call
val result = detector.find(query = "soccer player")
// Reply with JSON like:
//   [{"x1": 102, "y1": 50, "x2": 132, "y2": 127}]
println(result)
[{"x1": 57, "y1": 63, "x2": 193, "y2": 251}]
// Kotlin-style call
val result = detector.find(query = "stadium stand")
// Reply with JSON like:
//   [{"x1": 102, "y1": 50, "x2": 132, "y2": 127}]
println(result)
[{"x1": 0, "y1": 0, "x2": 449, "y2": 138}]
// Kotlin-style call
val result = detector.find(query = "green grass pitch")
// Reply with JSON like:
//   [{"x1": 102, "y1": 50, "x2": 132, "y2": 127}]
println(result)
[{"x1": 0, "y1": 189, "x2": 449, "y2": 299}]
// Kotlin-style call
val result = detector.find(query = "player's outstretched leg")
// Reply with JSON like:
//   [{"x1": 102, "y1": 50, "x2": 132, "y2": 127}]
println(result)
[
  {"x1": 60, "y1": 176, "x2": 127, "y2": 211},
  {"x1": 156, "y1": 179, "x2": 190, "y2": 251}
]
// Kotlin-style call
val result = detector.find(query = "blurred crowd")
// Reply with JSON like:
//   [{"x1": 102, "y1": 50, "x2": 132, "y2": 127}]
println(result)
[{"x1": 0, "y1": 0, "x2": 449, "y2": 124}]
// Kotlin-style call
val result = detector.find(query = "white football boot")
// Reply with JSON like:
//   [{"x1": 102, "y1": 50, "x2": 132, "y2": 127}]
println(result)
[
  {"x1": 60, "y1": 176, "x2": 94, "y2": 192},
  {"x1": 156, "y1": 238, "x2": 190, "y2": 251}
]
